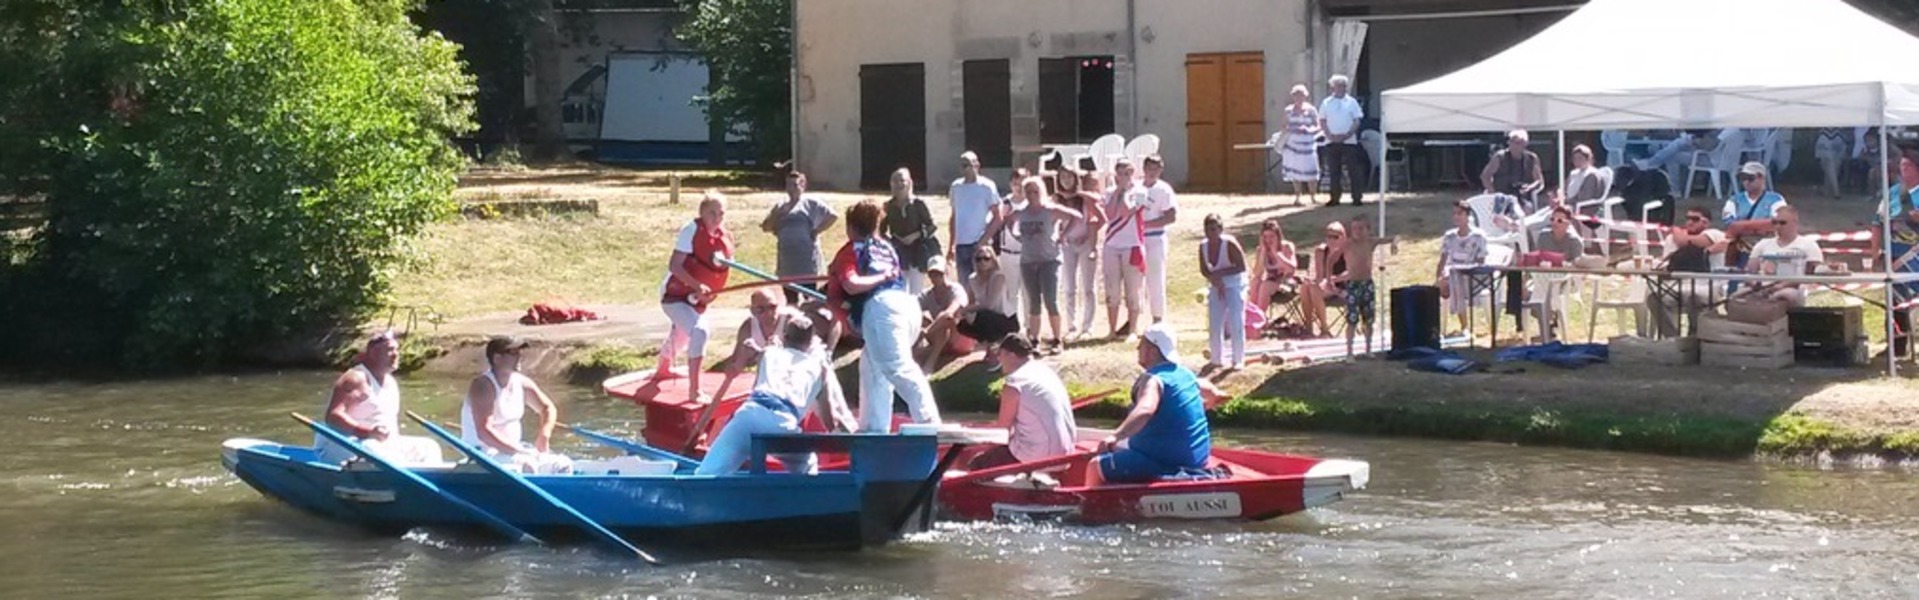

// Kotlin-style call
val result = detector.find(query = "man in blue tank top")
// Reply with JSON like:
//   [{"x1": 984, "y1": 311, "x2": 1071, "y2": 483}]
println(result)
[{"x1": 1093, "y1": 324, "x2": 1230, "y2": 484}]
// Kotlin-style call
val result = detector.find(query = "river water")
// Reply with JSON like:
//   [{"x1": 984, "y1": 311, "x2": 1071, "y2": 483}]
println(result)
[{"x1": 3, "y1": 372, "x2": 1917, "y2": 599}]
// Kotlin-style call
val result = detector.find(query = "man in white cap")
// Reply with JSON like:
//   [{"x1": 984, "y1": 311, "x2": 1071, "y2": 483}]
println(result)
[
  {"x1": 318, "y1": 330, "x2": 443, "y2": 465},
  {"x1": 1091, "y1": 324, "x2": 1230, "y2": 485},
  {"x1": 916, "y1": 255, "x2": 969, "y2": 373},
  {"x1": 1722, "y1": 161, "x2": 1789, "y2": 270}
]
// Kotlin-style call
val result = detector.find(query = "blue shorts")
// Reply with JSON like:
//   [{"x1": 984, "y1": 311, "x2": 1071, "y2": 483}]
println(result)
[{"x1": 1097, "y1": 448, "x2": 1182, "y2": 483}]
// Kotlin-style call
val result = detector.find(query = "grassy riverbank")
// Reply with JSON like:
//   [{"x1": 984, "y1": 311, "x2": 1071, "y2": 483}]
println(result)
[{"x1": 398, "y1": 165, "x2": 1919, "y2": 463}]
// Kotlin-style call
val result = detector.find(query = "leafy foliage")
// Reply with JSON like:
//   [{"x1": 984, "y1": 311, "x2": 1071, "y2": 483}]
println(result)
[
  {"x1": 0, "y1": 0, "x2": 475, "y2": 369},
  {"x1": 675, "y1": 0, "x2": 790, "y2": 163}
]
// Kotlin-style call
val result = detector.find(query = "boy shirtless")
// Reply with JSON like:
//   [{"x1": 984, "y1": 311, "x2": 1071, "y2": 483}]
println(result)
[{"x1": 1332, "y1": 217, "x2": 1393, "y2": 357}]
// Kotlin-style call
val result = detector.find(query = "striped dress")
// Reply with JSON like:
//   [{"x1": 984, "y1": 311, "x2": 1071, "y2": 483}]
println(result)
[{"x1": 1280, "y1": 103, "x2": 1322, "y2": 183}]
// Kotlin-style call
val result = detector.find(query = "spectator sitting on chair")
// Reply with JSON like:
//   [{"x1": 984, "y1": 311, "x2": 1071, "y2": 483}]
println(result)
[
  {"x1": 1250, "y1": 219, "x2": 1300, "y2": 321},
  {"x1": 1733, "y1": 205, "x2": 1824, "y2": 307},
  {"x1": 1533, "y1": 144, "x2": 1603, "y2": 242},
  {"x1": 1435, "y1": 200, "x2": 1490, "y2": 337},
  {"x1": 916, "y1": 256, "x2": 970, "y2": 373},
  {"x1": 1300, "y1": 221, "x2": 1349, "y2": 337},
  {"x1": 1648, "y1": 206, "x2": 1729, "y2": 338},
  {"x1": 1482, "y1": 129, "x2": 1545, "y2": 212},
  {"x1": 1533, "y1": 206, "x2": 1586, "y2": 260},
  {"x1": 1635, "y1": 128, "x2": 1745, "y2": 193}
]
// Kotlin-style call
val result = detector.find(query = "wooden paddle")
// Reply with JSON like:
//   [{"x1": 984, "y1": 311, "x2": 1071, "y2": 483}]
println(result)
[
  {"x1": 406, "y1": 412, "x2": 660, "y2": 564},
  {"x1": 709, "y1": 274, "x2": 829, "y2": 298},
  {"x1": 715, "y1": 254, "x2": 827, "y2": 300},
  {"x1": 291, "y1": 413, "x2": 541, "y2": 545},
  {"x1": 443, "y1": 420, "x2": 699, "y2": 469}
]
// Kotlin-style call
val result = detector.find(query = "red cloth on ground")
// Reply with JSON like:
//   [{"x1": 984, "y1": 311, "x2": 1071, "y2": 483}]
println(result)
[{"x1": 519, "y1": 303, "x2": 604, "y2": 325}]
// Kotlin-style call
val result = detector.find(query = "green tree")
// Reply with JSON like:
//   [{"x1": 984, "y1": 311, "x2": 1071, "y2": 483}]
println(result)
[
  {"x1": 0, "y1": 0, "x2": 474, "y2": 369},
  {"x1": 676, "y1": 0, "x2": 790, "y2": 164}
]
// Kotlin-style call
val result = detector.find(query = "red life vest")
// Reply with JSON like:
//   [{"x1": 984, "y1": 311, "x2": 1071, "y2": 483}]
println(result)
[
  {"x1": 822, "y1": 242, "x2": 857, "y2": 323},
  {"x1": 661, "y1": 219, "x2": 734, "y2": 310}
]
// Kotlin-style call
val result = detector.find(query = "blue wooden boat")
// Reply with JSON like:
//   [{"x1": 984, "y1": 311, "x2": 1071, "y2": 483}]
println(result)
[{"x1": 221, "y1": 429, "x2": 945, "y2": 553}]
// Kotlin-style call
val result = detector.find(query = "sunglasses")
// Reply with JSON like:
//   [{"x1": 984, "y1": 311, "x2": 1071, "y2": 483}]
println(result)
[
  {"x1": 973, "y1": 256, "x2": 993, "y2": 263},
  {"x1": 1686, "y1": 215, "x2": 1707, "y2": 222},
  {"x1": 1771, "y1": 219, "x2": 1789, "y2": 226}
]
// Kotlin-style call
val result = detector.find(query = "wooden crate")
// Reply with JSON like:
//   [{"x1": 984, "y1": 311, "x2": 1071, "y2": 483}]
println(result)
[
  {"x1": 1610, "y1": 336, "x2": 1699, "y2": 366},
  {"x1": 1697, "y1": 315, "x2": 1793, "y2": 369}
]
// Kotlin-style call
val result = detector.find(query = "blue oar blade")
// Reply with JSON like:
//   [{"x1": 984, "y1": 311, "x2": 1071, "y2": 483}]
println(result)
[
  {"x1": 565, "y1": 425, "x2": 699, "y2": 468},
  {"x1": 716, "y1": 255, "x2": 826, "y2": 299},
  {"x1": 291, "y1": 413, "x2": 540, "y2": 544},
  {"x1": 406, "y1": 413, "x2": 660, "y2": 564}
]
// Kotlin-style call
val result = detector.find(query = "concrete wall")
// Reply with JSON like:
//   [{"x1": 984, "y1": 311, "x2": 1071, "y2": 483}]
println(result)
[
  {"x1": 1362, "y1": 12, "x2": 1565, "y2": 106},
  {"x1": 794, "y1": 0, "x2": 1317, "y2": 191}
]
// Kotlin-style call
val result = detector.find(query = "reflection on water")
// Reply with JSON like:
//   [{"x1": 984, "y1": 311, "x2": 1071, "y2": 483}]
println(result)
[{"x1": 3, "y1": 373, "x2": 1919, "y2": 598}]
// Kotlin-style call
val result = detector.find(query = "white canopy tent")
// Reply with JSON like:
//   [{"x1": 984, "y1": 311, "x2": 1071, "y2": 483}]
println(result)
[{"x1": 1373, "y1": 0, "x2": 1919, "y2": 373}]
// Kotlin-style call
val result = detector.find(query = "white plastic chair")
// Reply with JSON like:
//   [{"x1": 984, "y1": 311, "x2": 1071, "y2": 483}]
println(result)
[
  {"x1": 1599, "y1": 130, "x2": 1629, "y2": 167},
  {"x1": 1521, "y1": 270, "x2": 1581, "y2": 343},
  {"x1": 1123, "y1": 134, "x2": 1160, "y2": 164},
  {"x1": 1043, "y1": 144, "x2": 1090, "y2": 173},
  {"x1": 1465, "y1": 193, "x2": 1529, "y2": 254},
  {"x1": 1740, "y1": 128, "x2": 1778, "y2": 169},
  {"x1": 1076, "y1": 134, "x2": 1126, "y2": 175},
  {"x1": 1357, "y1": 130, "x2": 1407, "y2": 193},
  {"x1": 1685, "y1": 130, "x2": 1748, "y2": 199},
  {"x1": 1585, "y1": 256, "x2": 1655, "y2": 341}
]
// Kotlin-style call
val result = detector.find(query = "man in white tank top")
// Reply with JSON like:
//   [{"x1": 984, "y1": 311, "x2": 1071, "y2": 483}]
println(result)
[
  {"x1": 317, "y1": 331, "x2": 443, "y2": 465},
  {"x1": 460, "y1": 336, "x2": 573, "y2": 474},
  {"x1": 710, "y1": 288, "x2": 786, "y2": 402},
  {"x1": 696, "y1": 314, "x2": 849, "y2": 475},
  {"x1": 968, "y1": 335, "x2": 1077, "y2": 471}
]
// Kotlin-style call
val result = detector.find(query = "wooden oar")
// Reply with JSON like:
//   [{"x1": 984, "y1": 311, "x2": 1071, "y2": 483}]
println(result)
[
  {"x1": 291, "y1": 413, "x2": 540, "y2": 544},
  {"x1": 678, "y1": 396, "x2": 728, "y2": 456},
  {"x1": 405, "y1": 412, "x2": 660, "y2": 564},
  {"x1": 715, "y1": 254, "x2": 827, "y2": 300},
  {"x1": 945, "y1": 450, "x2": 1098, "y2": 487},
  {"x1": 709, "y1": 274, "x2": 828, "y2": 298}
]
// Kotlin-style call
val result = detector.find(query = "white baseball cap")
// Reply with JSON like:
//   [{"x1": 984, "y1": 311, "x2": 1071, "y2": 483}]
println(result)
[{"x1": 1140, "y1": 323, "x2": 1181, "y2": 364}]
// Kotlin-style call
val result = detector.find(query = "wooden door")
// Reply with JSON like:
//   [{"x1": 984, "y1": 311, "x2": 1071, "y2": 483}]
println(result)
[
  {"x1": 1185, "y1": 52, "x2": 1265, "y2": 192},
  {"x1": 1184, "y1": 55, "x2": 1226, "y2": 191},
  {"x1": 1038, "y1": 58, "x2": 1078, "y2": 145},
  {"x1": 859, "y1": 63, "x2": 927, "y2": 191},
  {"x1": 1224, "y1": 54, "x2": 1266, "y2": 192}
]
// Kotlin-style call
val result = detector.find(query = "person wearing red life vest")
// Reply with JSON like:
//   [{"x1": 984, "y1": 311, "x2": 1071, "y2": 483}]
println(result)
[
  {"x1": 653, "y1": 191, "x2": 734, "y2": 405},
  {"x1": 829, "y1": 199, "x2": 941, "y2": 432}
]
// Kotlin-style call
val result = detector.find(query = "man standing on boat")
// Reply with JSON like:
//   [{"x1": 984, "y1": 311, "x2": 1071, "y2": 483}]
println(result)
[
  {"x1": 460, "y1": 336, "x2": 572, "y2": 474},
  {"x1": 967, "y1": 335, "x2": 1076, "y2": 471},
  {"x1": 829, "y1": 199, "x2": 941, "y2": 432},
  {"x1": 317, "y1": 330, "x2": 442, "y2": 465},
  {"x1": 695, "y1": 314, "x2": 845, "y2": 475},
  {"x1": 1091, "y1": 324, "x2": 1229, "y2": 484},
  {"x1": 653, "y1": 191, "x2": 735, "y2": 405}
]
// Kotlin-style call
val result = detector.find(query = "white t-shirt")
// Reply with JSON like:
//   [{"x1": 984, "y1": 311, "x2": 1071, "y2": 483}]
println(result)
[
  {"x1": 1320, "y1": 94, "x2": 1364, "y2": 143},
  {"x1": 1103, "y1": 187, "x2": 1146, "y2": 250},
  {"x1": 1141, "y1": 180, "x2": 1177, "y2": 235},
  {"x1": 754, "y1": 346, "x2": 828, "y2": 413},
  {"x1": 949, "y1": 178, "x2": 1000, "y2": 246},
  {"x1": 1749, "y1": 235, "x2": 1825, "y2": 277},
  {"x1": 1002, "y1": 361, "x2": 1077, "y2": 463}
]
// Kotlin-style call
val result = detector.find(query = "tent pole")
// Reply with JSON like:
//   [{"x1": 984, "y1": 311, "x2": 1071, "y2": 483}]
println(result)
[
  {"x1": 1556, "y1": 130, "x2": 1567, "y2": 199},
  {"x1": 1378, "y1": 130, "x2": 1389, "y2": 235},
  {"x1": 1882, "y1": 126, "x2": 1897, "y2": 377}
]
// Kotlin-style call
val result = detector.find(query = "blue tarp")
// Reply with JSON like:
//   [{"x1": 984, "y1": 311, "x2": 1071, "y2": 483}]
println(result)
[
  {"x1": 1389, "y1": 347, "x2": 1483, "y2": 375},
  {"x1": 1494, "y1": 342, "x2": 1609, "y2": 369}
]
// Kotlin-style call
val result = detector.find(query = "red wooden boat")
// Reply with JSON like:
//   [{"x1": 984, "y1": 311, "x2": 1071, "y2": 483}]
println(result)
[
  {"x1": 605, "y1": 371, "x2": 1370, "y2": 522},
  {"x1": 935, "y1": 439, "x2": 1370, "y2": 523}
]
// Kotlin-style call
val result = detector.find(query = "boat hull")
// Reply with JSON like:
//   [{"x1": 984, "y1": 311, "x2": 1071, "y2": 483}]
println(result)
[
  {"x1": 607, "y1": 372, "x2": 1370, "y2": 525},
  {"x1": 222, "y1": 434, "x2": 938, "y2": 551}
]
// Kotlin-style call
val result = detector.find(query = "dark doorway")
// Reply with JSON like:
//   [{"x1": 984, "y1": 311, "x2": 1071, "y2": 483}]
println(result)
[
  {"x1": 1037, "y1": 56, "x2": 1117, "y2": 145},
  {"x1": 859, "y1": 63, "x2": 927, "y2": 191},
  {"x1": 963, "y1": 59, "x2": 1013, "y2": 168}
]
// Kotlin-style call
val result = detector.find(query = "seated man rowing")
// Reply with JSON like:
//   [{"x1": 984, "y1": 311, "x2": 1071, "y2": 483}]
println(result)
[
  {"x1": 1092, "y1": 324, "x2": 1230, "y2": 485},
  {"x1": 967, "y1": 335, "x2": 1078, "y2": 471},
  {"x1": 695, "y1": 313, "x2": 853, "y2": 475},
  {"x1": 317, "y1": 330, "x2": 443, "y2": 465},
  {"x1": 460, "y1": 336, "x2": 573, "y2": 474},
  {"x1": 697, "y1": 292, "x2": 855, "y2": 449}
]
